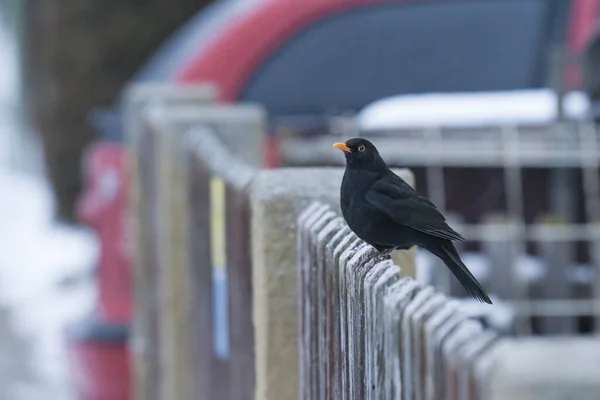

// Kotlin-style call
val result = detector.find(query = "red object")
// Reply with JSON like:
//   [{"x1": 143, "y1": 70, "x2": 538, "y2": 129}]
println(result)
[
  {"x1": 564, "y1": 0, "x2": 600, "y2": 89},
  {"x1": 567, "y1": 0, "x2": 599, "y2": 51},
  {"x1": 264, "y1": 135, "x2": 281, "y2": 169},
  {"x1": 68, "y1": 340, "x2": 131, "y2": 400},
  {"x1": 66, "y1": 317, "x2": 131, "y2": 400},
  {"x1": 178, "y1": 0, "x2": 399, "y2": 102},
  {"x1": 77, "y1": 142, "x2": 132, "y2": 323}
]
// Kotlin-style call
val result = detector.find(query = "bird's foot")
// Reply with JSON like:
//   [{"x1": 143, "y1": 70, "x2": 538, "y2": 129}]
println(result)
[{"x1": 375, "y1": 247, "x2": 394, "y2": 260}]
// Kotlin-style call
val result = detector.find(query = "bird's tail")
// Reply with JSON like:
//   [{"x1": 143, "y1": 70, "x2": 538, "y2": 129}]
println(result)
[{"x1": 428, "y1": 241, "x2": 492, "y2": 304}]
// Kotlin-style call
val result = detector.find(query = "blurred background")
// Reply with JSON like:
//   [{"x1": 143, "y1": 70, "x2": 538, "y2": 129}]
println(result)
[{"x1": 1, "y1": 0, "x2": 600, "y2": 398}]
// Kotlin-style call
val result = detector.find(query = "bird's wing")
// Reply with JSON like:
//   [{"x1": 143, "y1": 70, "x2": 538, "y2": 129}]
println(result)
[{"x1": 365, "y1": 177, "x2": 465, "y2": 241}]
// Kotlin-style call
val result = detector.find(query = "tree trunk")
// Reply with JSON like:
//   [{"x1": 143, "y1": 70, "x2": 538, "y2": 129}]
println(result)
[{"x1": 24, "y1": 0, "x2": 211, "y2": 222}]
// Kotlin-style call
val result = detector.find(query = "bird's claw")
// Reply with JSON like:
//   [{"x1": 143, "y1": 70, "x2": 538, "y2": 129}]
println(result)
[{"x1": 376, "y1": 247, "x2": 394, "y2": 259}]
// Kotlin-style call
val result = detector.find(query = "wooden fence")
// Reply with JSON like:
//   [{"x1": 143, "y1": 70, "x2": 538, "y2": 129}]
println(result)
[
  {"x1": 126, "y1": 85, "x2": 600, "y2": 400},
  {"x1": 128, "y1": 94, "x2": 264, "y2": 400},
  {"x1": 298, "y1": 202, "x2": 514, "y2": 400}
]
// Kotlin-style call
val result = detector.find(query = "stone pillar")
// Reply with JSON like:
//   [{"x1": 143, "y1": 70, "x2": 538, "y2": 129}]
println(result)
[{"x1": 250, "y1": 167, "x2": 414, "y2": 400}]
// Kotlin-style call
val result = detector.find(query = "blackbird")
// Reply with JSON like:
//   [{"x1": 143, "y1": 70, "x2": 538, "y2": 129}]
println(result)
[{"x1": 334, "y1": 138, "x2": 492, "y2": 304}]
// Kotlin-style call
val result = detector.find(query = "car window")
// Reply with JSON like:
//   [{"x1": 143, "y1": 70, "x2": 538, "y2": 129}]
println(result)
[{"x1": 240, "y1": 0, "x2": 566, "y2": 116}]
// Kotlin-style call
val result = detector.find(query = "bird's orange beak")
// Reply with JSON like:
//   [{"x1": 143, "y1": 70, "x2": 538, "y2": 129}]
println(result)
[{"x1": 334, "y1": 142, "x2": 351, "y2": 153}]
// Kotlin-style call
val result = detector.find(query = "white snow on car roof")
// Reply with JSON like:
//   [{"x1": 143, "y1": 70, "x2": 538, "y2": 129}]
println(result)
[{"x1": 357, "y1": 89, "x2": 590, "y2": 130}]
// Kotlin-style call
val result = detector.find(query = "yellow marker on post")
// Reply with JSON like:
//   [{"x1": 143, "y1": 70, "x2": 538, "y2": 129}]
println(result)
[
  {"x1": 210, "y1": 177, "x2": 227, "y2": 270},
  {"x1": 210, "y1": 177, "x2": 229, "y2": 359}
]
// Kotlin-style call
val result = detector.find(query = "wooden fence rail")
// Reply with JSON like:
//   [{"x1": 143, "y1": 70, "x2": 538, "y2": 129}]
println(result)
[{"x1": 297, "y1": 202, "x2": 515, "y2": 400}]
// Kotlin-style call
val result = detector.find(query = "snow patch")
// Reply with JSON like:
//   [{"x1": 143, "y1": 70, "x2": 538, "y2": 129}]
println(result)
[{"x1": 358, "y1": 90, "x2": 590, "y2": 131}]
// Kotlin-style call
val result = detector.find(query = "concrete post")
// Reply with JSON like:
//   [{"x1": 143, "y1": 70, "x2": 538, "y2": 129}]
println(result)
[{"x1": 250, "y1": 167, "x2": 414, "y2": 400}]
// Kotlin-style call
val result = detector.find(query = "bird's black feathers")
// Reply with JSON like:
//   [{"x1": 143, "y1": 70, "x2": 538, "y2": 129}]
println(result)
[
  {"x1": 365, "y1": 177, "x2": 465, "y2": 242},
  {"x1": 336, "y1": 137, "x2": 492, "y2": 304},
  {"x1": 425, "y1": 240, "x2": 492, "y2": 304}
]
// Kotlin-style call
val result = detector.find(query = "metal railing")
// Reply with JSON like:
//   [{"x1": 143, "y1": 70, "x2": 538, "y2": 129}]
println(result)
[{"x1": 282, "y1": 121, "x2": 600, "y2": 336}]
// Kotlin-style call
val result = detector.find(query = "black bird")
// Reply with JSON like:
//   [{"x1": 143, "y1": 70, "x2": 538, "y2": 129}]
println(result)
[{"x1": 334, "y1": 138, "x2": 492, "y2": 304}]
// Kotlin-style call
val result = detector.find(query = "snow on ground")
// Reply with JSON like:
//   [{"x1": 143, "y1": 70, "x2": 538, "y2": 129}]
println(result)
[
  {"x1": 0, "y1": 19, "x2": 17, "y2": 170},
  {"x1": 0, "y1": 20, "x2": 99, "y2": 400},
  {"x1": 0, "y1": 169, "x2": 99, "y2": 399}
]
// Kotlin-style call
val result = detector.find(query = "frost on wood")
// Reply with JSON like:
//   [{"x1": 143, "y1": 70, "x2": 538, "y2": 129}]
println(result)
[
  {"x1": 364, "y1": 260, "x2": 400, "y2": 400},
  {"x1": 296, "y1": 202, "x2": 513, "y2": 400},
  {"x1": 455, "y1": 330, "x2": 498, "y2": 400},
  {"x1": 338, "y1": 237, "x2": 362, "y2": 400},
  {"x1": 384, "y1": 279, "x2": 421, "y2": 399},
  {"x1": 442, "y1": 320, "x2": 484, "y2": 399},
  {"x1": 411, "y1": 293, "x2": 446, "y2": 400},
  {"x1": 346, "y1": 245, "x2": 378, "y2": 399},
  {"x1": 325, "y1": 225, "x2": 354, "y2": 398},
  {"x1": 297, "y1": 202, "x2": 334, "y2": 399},
  {"x1": 423, "y1": 301, "x2": 460, "y2": 400},
  {"x1": 401, "y1": 286, "x2": 436, "y2": 400},
  {"x1": 315, "y1": 216, "x2": 345, "y2": 400}
]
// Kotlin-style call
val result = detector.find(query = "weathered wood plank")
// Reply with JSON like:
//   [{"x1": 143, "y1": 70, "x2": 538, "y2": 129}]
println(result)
[
  {"x1": 309, "y1": 210, "x2": 338, "y2": 398},
  {"x1": 346, "y1": 246, "x2": 378, "y2": 399},
  {"x1": 455, "y1": 331, "x2": 498, "y2": 400},
  {"x1": 338, "y1": 239, "x2": 363, "y2": 400},
  {"x1": 442, "y1": 320, "x2": 484, "y2": 400},
  {"x1": 316, "y1": 217, "x2": 346, "y2": 400},
  {"x1": 298, "y1": 202, "x2": 327, "y2": 400},
  {"x1": 364, "y1": 260, "x2": 400, "y2": 400},
  {"x1": 299, "y1": 204, "x2": 332, "y2": 399},
  {"x1": 296, "y1": 201, "x2": 515, "y2": 400},
  {"x1": 325, "y1": 226, "x2": 353, "y2": 400},
  {"x1": 401, "y1": 287, "x2": 436, "y2": 400},
  {"x1": 226, "y1": 184, "x2": 256, "y2": 400},
  {"x1": 411, "y1": 293, "x2": 446, "y2": 400},
  {"x1": 384, "y1": 279, "x2": 421, "y2": 399},
  {"x1": 424, "y1": 302, "x2": 461, "y2": 400},
  {"x1": 129, "y1": 118, "x2": 163, "y2": 400}
]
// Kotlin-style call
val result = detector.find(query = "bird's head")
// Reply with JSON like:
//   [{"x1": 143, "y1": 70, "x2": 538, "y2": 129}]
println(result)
[{"x1": 333, "y1": 138, "x2": 386, "y2": 169}]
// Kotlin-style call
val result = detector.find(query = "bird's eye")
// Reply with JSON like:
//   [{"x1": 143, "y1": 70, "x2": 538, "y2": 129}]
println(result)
[{"x1": 358, "y1": 145, "x2": 366, "y2": 152}]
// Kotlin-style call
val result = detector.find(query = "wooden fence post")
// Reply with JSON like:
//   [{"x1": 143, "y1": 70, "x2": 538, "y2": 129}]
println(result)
[
  {"x1": 154, "y1": 118, "x2": 198, "y2": 400},
  {"x1": 126, "y1": 83, "x2": 216, "y2": 400},
  {"x1": 129, "y1": 115, "x2": 162, "y2": 400},
  {"x1": 251, "y1": 168, "x2": 414, "y2": 400}
]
